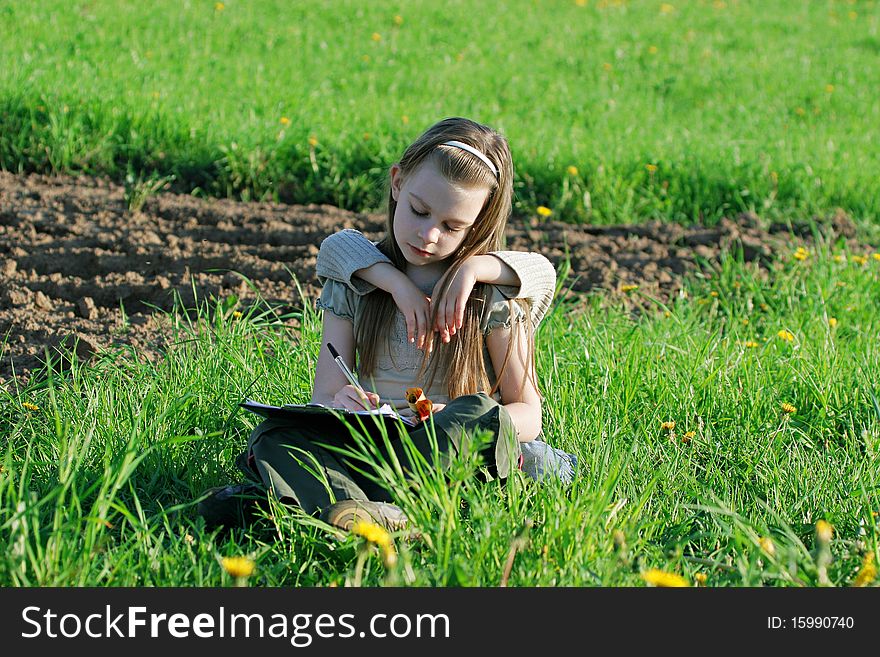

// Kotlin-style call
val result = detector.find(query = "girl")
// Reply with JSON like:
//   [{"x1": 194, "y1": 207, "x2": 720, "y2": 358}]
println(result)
[{"x1": 199, "y1": 117, "x2": 573, "y2": 531}]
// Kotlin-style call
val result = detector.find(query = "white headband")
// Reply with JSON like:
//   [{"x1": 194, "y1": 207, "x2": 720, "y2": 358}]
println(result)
[{"x1": 441, "y1": 140, "x2": 499, "y2": 178}]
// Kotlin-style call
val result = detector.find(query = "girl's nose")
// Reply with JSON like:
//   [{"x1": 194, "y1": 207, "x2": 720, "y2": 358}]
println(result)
[{"x1": 418, "y1": 224, "x2": 441, "y2": 244}]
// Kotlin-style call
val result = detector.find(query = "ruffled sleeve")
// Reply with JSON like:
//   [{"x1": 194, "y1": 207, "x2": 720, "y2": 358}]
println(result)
[
  {"x1": 480, "y1": 285, "x2": 528, "y2": 334},
  {"x1": 488, "y1": 251, "x2": 557, "y2": 327},
  {"x1": 316, "y1": 229, "x2": 391, "y2": 296},
  {"x1": 315, "y1": 278, "x2": 358, "y2": 322}
]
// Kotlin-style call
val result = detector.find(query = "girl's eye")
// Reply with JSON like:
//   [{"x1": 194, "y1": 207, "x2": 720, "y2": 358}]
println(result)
[
  {"x1": 409, "y1": 204, "x2": 429, "y2": 217},
  {"x1": 444, "y1": 223, "x2": 462, "y2": 233}
]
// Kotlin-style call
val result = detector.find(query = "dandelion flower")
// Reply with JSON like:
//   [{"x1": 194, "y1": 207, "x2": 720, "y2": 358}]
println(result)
[
  {"x1": 394, "y1": 15, "x2": 404, "y2": 25},
  {"x1": 308, "y1": 135, "x2": 318, "y2": 147},
  {"x1": 816, "y1": 520, "x2": 833, "y2": 544},
  {"x1": 872, "y1": 253, "x2": 880, "y2": 262},
  {"x1": 22, "y1": 402, "x2": 40, "y2": 412},
  {"x1": 645, "y1": 163, "x2": 658, "y2": 173},
  {"x1": 741, "y1": 318, "x2": 749, "y2": 325},
  {"x1": 536, "y1": 206, "x2": 553, "y2": 217},
  {"x1": 232, "y1": 311, "x2": 243, "y2": 319},
  {"x1": 215, "y1": 2, "x2": 225, "y2": 11},
  {"x1": 795, "y1": 107, "x2": 806, "y2": 117},
  {"x1": 221, "y1": 556, "x2": 255, "y2": 579},
  {"x1": 828, "y1": 317, "x2": 837, "y2": 328},
  {"x1": 710, "y1": 291, "x2": 718, "y2": 297},
  {"x1": 279, "y1": 117, "x2": 290, "y2": 126},
  {"x1": 745, "y1": 340, "x2": 759, "y2": 348},
  {"x1": 781, "y1": 402, "x2": 796, "y2": 414},
  {"x1": 648, "y1": 45, "x2": 659, "y2": 55},
  {"x1": 371, "y1": 32, "x2": 382, "y2": 42},
  {"x1": 694, "y1": 572, "x2": 707, "y2": 586},
  {"x1": 641, "y1": 569, "x2": 688, "y2": 587},
  {"x1": 401, "y1": 114, "x2": 409, "y2": 124},
  {"x1": 352, "y1": 520, "x2": 392, "y2": 548},
  {"x1": 852, "y1": 254, "x2": 868, "y2": 266},
  {"x1": 759, "y1": 536, "x2": 776, "y2": 557},
  {"x1": 567, "y1": 165, "x2": 579, "y2": 176},
  {"x1": 777, "y1": 329, "x2": 795, "y2": 342},
  {"x1": 682, "y1": 430, "x2": 695, "y2": 443},
  {"x1": 825, "y1": 84, "x2": 835, "y2": 93},
  {"x1": 793, "y1": 247, "x2": 810, "y2": 261},
  {"x1": 833, "y1": 254, "x2": 845, "y2": 263},
  {"x1": 660, "y1": 3, "x2": 675, "y2": 14},
  {"x1": 661, "y1": 420, "x2": 676, "y2": 431},
  {"x1": 853, "y1": 553, "x2": 876, "y2": 587},
  {"x1": 620, "y1": 284, "x2": 639, "y2": 292},
  {"x1": 602, "y1": 62, "x2": 613, "y2": 71}
]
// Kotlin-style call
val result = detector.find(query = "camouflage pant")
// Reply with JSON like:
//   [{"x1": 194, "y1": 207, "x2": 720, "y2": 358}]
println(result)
[{"x1": 241, "y1": 392, "x2": 520, "y2": 515}]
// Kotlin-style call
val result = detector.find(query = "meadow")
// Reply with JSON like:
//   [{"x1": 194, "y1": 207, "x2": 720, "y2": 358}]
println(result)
[
  {"x1": 2, "y1": 243, "x2": 878, "y2": 586},
  {"x1": 1, "y1": 0, "x2": 878, "y2": 588},
  {"x1": 0, "y1": 0, "x2": 878, "y2": 224}
]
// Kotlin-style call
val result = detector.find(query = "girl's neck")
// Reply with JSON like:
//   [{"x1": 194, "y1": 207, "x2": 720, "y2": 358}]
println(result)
[{"x1": 405, "y1": 261, "x2": 448, "y2": 291}]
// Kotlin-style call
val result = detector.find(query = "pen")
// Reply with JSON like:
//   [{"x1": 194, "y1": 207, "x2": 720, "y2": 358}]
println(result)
[{"x1": 326, "y1": 342, "x2": 373, "y2": 406}]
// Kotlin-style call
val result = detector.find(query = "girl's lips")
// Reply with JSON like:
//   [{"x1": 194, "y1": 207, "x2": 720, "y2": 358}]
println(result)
[{"x1": 408, "y1": 244, "x2": 433, "y2": 257}]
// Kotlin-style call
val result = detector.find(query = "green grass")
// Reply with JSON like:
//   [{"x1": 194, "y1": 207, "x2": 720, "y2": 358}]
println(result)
[
  {"x1": 2, "y1": 245, "x2": 879, "y2": 586},
  {"x1": 1, "y1": 0, "x2": 879, "y2": 224}
]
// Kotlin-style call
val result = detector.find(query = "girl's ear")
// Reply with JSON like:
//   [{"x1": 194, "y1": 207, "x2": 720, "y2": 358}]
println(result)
[{"x1": 390, "y1": 164, "x2": 402, "y2": 202}]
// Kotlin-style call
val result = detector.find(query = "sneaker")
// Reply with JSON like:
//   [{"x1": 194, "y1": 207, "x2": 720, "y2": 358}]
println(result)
[
  {"x1": 319, "y1": 500, "x2": 409, "y2": 532},
  {"x1": 196, "y1": 483, "x2": 265, "y2": 529}
]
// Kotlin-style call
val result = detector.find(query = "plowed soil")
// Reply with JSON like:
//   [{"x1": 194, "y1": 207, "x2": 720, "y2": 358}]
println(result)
[{"x1": 0, "y1": 170, "x2": 866, "y2": 386}]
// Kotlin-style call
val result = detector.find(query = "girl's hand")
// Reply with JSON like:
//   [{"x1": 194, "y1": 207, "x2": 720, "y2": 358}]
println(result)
[
  {"x1": 390, "y1": 276, "x2": 432, "y2": 350},
  {"x1": 431, "y1": 259, "x2": 479, "y2": 343},
  {"x1": 332, "y1": 385, "x2": 381, "y2": 411}
]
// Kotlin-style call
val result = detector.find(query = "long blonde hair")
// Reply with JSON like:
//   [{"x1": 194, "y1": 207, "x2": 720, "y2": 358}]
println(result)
[{"x1": 355, "y1": 117, "x2": 536, "y2": 400}]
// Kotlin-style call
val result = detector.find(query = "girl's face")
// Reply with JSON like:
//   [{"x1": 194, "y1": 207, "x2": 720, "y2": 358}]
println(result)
[{"x1": 390, "y1": 160, "x2": 490, "y2": 270}]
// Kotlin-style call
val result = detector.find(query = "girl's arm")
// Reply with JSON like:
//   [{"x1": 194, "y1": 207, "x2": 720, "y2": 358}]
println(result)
[
  {"x1": 311, "y1": 311, "x2": 381, "y2": 410},
  {"x1": 317, "y1": 229, "x2": 557, "y2": 344},
  {"x1": 485, "y1": 321, "x2": 542, "y2": 442}
]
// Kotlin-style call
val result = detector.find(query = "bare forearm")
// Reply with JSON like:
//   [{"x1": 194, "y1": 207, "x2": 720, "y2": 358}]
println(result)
[
  {"x1": 470, "y1": 254, "x2": 520, "y2": 287},
  {"x1": 503, "y1": 401, "x2": 542, "y2": 442},
  {"x1": 354, "y1": 262, "x2": 409, "y2": 294}
]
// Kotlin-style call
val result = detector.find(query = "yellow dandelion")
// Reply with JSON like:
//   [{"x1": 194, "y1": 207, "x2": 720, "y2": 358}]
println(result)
[
  {"x1": 642, "y1": 569, "x2": 688, "y2": 587},
  {"x1": 741, "y1": 318, "x2": 749, "y2": 325},
  {"x1": 833, "y1": 254, "x2": 845, "y2": 263},
  {"x1": 401, "y1": 114, "x2": 409, "y2": 124},
  {"x1": 828, "y1": 317, "x2": 837, "y2": 328},
  {"x1": 836, "y1": 281, "x2": 846, "y2": 287},
  {"x1": 852, "y1": 254, "x2": 868, "y2": 265},
  {"x1": 682, "y1": 430, "x2": 695, "y2": 443},
  {"x1": 853, "y1": 553, "x2": 877, "y2": 587},
  {"x1": 661, "y1": 420, "x2": 676, "y2": 431},
  {"x1": 279, "y1": 116, "x2": 290, "y2": 127},
  {"x1": 793, "y1": 247, "x2": 810, "y2": 261},
  {"x1": 184, "y1": 533, "x2": 195, "y2": 545},
  {"x1": 777, "y1": 329, "x2": 795, "y2": 342},
  {"x1": 872, "y1": 253, "x2": 880, "y2": 262},
  {"x1": 567, "y1": 165, "x2": 579, "y2": 176},
  {"x1": 645, "y1": 163, "x2": 658, "y2": 173},
  {"x1": 781, "y1": 402, "x2": 797, "y2": 414},
  {"x1": 816, "y1": 520, "x2": 833, "y2": 544},
  {"x1": 536, "y1": 206, "x2": 553, "y2": 217},
  {"x1": 371, "y1": 32, "x2": 382, "y2": 42},
  {"x1": 648, "y1": 45, "x2": 659, "y2": 55},
  {"x1": 214, "y1": 2, "x2": 225, "y2": 11},
  {"x1": 620, "y1": 284, "x2": 639, "y2": 292},
  {"x1": 352, "y1": 520, "x2": 392, "y2": 548},
  {"x1": 795, "y1": 107, "x2": 806, "y2": 117},
  {"x1": 151, "y1": 91, "x2": 160, "y2": 100},
  {"x1": 759, "y1": 303, "x2": 769, "y2": 311},
  {"x1": 221, "y1": 556, "x2": 255, "y2": 579},
  {"x1": 232, "y1": 310, "x2": 243, "y2": 319},
  {"x1": 759, "y1": 536, "x2": 777, "y2": 557},
  {"x1": 825, "y1": 84, "x2": 835, "y2": 93},
  {"x1": 660, "y1": 3, "x2": 675, "y2": 14},
  {"x1": 710, "y1": 291, "x2": 718, "y2": 297},
  {"x1": 664, "y1": 310, "x2": 672, "y2": 318},
  {"x1": 745, "y1": 341, "x2": 759, "y2": 348},
  {"x1": 694, "y1": 572, "x2": 707, "y2": 586},
  {"x1": 362, "y1": 54, "x2": 371, "y2": 62},
  {"x1": 576, "y1": 0, "x2": 587, "y2": 6},
  {"x1": 394, "y1": 15, "x2": 404, "y2": 26},
  {"x1": 770, "y1": 171, "x2": 778, "y2": 184},
  {"x1": 22, "y1": 402, "x2": 40, "y2": 412},
  {"x1": 713, "y1": 0, "x2": 726, "y2": 8},
  {"x1": 602, "y1": 62, "x2": 613, "y2": 71},
  {"x1": 848, "y1": 10, "x2": 857, "y2": 20},
  {"x1": 733, "y1": 281, "x2": 742, "y2": 289},
  {"x1": 308, "y1": 135, "x2": 318, "y2": 147}
]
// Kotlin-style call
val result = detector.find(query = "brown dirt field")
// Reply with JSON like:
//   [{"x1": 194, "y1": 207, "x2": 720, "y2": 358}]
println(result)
[{"x1": 0, "y1": 170, "x2": 867, "y2": 387}]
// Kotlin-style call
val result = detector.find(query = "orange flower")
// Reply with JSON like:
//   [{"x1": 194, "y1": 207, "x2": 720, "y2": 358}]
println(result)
[{"x1": 415, "y1": 399, "x2": 433, "y2": 421}]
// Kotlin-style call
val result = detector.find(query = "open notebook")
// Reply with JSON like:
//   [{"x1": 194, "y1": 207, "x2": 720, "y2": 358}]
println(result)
[{"x1": 240, "y1": 399, "x2": 418, "y2": 441}]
